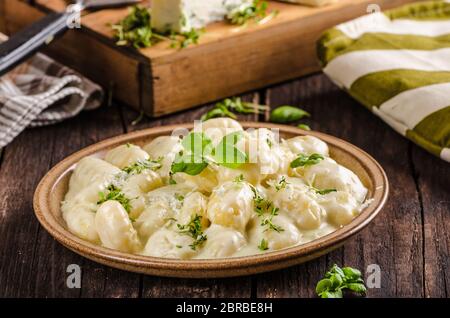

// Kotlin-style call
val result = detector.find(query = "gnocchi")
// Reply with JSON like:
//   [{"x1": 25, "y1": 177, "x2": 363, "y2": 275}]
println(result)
[{"x1": 62, "y1": 119, "x2": 370, "y2": 259}]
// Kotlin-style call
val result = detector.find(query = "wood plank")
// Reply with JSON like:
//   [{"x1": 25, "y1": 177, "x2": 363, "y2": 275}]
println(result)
[
  {"x1": 256, "y1": 74, "x2": 424, "y2": 297},
  {"x1": 0, "y1": 104, "x2": 143, "y2": 297},
  {"x1": 120, "y1": 93, "x2": 258, "y2": 297},
  {"x1": 411, "y1": 147, "x2": 450, "y2": 298}
]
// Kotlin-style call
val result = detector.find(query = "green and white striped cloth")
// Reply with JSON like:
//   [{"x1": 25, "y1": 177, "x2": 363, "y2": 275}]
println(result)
[{"x1": 318, "y1": 0, "x2": 450, "y2": 162}]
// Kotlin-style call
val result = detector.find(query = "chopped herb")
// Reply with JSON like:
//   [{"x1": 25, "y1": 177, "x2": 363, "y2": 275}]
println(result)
[
  {"x1": 234, "y1": 174, "x2": 245, "y2": 183},
  {"x1": 316, "y1": 264, "x2": 367, "y2": 298},
  {"x1": 275, "y1": 176, "x2": 289, "y2": 191},
  {"x1": 169, "y1": 172, "x2": 177, "y2": 184},
  {"x1": 227, "y1": 0, "x2": 269, "y2": 26},
  {"x1": 112, "y1": 5, "x2": 202, "y2": 49},
  {"x1": 258, "y1": 239, "x2": 269, "y2": 251},
  {"x1": 177, "y1": 214, "x2": 207, "y2": 250},
  {"x1": 270, "y1": 106, "x2": 310, "y2": 124},
  {"x1": 174, "y1": 193, "x2": 185, "y2": 201},
  {"x1": 126, "y1": 143, "x2": 132, "y2": 148},
  {"x1": 97, "y1": 184, "x2": 132, "y2": 213},
  {"x1": 201, "y1": 97, "x2": 268, "y2": 121},
  {"x1": 176, "y1": 245, "x2": 183, "y2": 249},
  {"x1": 170, "y1": 28, "x2": 204, "y2": 49},
  {"x1": 261, "y1": 206, "x2": 284, "y2": 233},
  {"x1": 298, "y1": 124, "x2": 311, "y2": 131},
  {"x1": 122, "y1": 158, "x2": 162, "y2": 175},
  {"x1": 266, "y1": 138, "x2": 273, "y2": 148},
  {"x1": 250, "y1": 185, "x2": 284, "y2": 233},
  {"x1": 316, "y1": 188, "x2": 337, "y2": 195},
  {"x1": 290, "y1": 153, "x2": 324, "y2": 168}
]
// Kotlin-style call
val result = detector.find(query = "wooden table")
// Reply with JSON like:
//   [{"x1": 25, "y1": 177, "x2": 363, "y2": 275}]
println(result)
[{"x1": 0, "y1": 73, "x2": 448, "y2": 298}]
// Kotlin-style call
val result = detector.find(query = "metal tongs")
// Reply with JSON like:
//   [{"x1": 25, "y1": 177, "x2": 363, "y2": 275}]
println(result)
[{"x1": 0, "y1": 0, "x2": 140, "y2": 76}]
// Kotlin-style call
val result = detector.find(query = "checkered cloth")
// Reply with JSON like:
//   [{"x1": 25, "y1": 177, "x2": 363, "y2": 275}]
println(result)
[{"x1": 0, "y1": 33, "x2": 103, "y2": 148}]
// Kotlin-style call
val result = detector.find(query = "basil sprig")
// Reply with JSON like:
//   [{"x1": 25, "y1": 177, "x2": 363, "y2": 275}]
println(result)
[
  {"x1": 316, "y1": 264, "x2": 367, "y2": 298},
  {"x1": 170, "y1": 131, "x2": 247, "y2": 177}
]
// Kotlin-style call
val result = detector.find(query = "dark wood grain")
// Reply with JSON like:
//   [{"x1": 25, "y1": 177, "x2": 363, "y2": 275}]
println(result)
[
  {"x1": 0, "y1": 74, "x2": 448, "y2": 298},
  {"x1": 257, "y1": 74, "x2": 424, "y2": 298},
  {"x1": 411, "y1": 146, "x2": 450, "y2": 298}
]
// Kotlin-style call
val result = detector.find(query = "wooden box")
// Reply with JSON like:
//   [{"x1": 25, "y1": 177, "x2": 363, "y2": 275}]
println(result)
[{"x1": 0, "y1": 0, "x2": 419, "y2": 117}]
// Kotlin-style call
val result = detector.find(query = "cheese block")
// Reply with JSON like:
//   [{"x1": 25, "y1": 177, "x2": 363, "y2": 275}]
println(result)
[
  {"x1": 278, "y1": 0, "x2": 337, "y2": 7},
  {"x1": 151, "y1": 0, "x2": 248, "y2": 33}
]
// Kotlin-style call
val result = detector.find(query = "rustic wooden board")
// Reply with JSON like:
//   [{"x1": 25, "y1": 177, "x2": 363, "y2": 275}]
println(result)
[{"x1": 2, "y1": 0, "x2": 419, "y2": 117}]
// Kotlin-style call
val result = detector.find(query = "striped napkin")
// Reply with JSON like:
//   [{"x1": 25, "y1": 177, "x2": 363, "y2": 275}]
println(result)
[
  {"x1": 0, "y1": 33, "x2": 103, "y2": 149},
  {"x1": 317, "y1": 0, "x2": 450, "y2": 162}
]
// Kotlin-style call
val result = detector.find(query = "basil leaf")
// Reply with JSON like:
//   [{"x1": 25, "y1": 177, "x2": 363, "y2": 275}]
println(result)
[
  {"x1": 330, "y1": 273, "x2": 344, "y2": 289},
  {"x1": 270, "y1": 106, "x2": 310, "y2": 123},
  {"x1": 290, "y1": 153, "x2": 324, "y2": 168},
  {"x1": 181, "y1": 132, "x2": 213, "y2": 156},
  {"x1": 320, "y1": 289, "x2": 343, "y2": 298},
  {"x1": 171, "y1": 153, "x2": 208, "y2": 176},
  {"x1": 213, "y1": 132, "x2": 247, "y2": 169},
  {"x1": 345, "y1": 283, "x2": 367, "y2": 295},
  {"x1": 342, "y1": 267, "x2": 363, "y2": 280},
  {"x1": 315, "y1": 278, "x2": 332, "y2": 294}
]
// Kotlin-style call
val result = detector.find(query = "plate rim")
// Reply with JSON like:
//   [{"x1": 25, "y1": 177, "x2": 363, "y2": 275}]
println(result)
[{"x1": 33, "y1": 122, "x2": 389, "y2": 276}]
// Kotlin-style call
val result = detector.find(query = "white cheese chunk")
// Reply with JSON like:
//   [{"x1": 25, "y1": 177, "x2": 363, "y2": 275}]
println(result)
[{"x1": 151, "y1": 0, "x2": 248, "y2": 33}]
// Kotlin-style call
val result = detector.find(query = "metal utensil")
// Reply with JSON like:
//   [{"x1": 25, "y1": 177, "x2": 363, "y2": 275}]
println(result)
[{"x1": 0, "y1": 0, "x2": 140, "y2": 76}]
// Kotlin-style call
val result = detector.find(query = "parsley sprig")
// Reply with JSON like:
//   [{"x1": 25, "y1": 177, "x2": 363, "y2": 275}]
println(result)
[
  {"x1": 290, "y1": 153, "x2": 324, "y2": 168},
  {"x1": 250, "y1": 185, "x2": 284, "y2": 234},
  {"x1": 316, "y1": 264, "x2": 367, "y2": 298},
  {"x1": 122, "y1": 158, "x2": 162, "y2": 175},
  {"x1": 97, "y1": 184, "x2": 132, "y2": 213},
  {"x1": 227, "y1": 0, "x2": 269, "y2": 25},
  {"x1": 177, "y1": 214, "x2": 207, "y2": 250},
  {"x1": 201, "y1": 97, "x2": 269, "y2": 121},
  {"x1": 112, "y1": 6, "x2": 202, "y2": 49}
]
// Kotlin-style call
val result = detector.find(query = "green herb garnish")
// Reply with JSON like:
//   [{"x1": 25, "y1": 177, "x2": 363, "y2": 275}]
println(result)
[
  {"x1": 201, "y1": 97, "x2": 268, "y2": 121},
  {"x1": 177, "y1": 214, "x2": 207, "y2": 250},
  {"x1": 227, "y1": 0, "x2": 269, "y2": 25},
  {"x1": 290, "y1": 153, "x2": 324, "y2": 168},
  {"x1": 122, "y1": 158, "x2": 162, "y2": 175},
  {"x1": 275, "y1": 176, "x2": 289, "y2": 191},
  {"x1": 258, "y1": 239, "x2": 269, "y2": 251},
  {"x1": 234, "y1": 174, "x2": 245, "y2": 183},
  {"x1": 315, "y1": 188, "x2": 337, "y2": 195},
  {"x1": 174, "y1": 193, "x2": 185, "y2": 201},
  {"x1": 270, "y1": 106, "x2": 310, "y2": 124},
  {"x1": 112, "y1": 6, "x2": 202, "y2": 49},
  {"x1": 213, "y1": 131, "x2": 247, "y2": 169},
  {"x1": 171, "y1": 132, "x2": 212, "y2": 176},
  {"x1": 97, "y1": 184, "x2": 132, "y2": 213},
  {"x1": 261, "y1": 206, "x2": 284, "y2": 233},
  {"x1": 170, "y1": 28, "x2": 204, "y2": 49},
  {"x1": 316, "y1": 264, "x2": 367, "y2": 298},
  {"x1": 298, "y1": 124, "x2": 311, "y2": 131}
]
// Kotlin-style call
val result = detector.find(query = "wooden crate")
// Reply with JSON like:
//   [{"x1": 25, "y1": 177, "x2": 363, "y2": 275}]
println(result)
[{"x1": 0, "y1": 0, "x2": 419, "y2": 117}]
